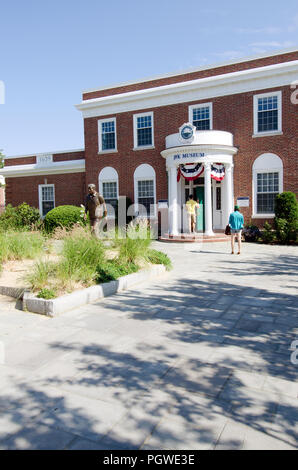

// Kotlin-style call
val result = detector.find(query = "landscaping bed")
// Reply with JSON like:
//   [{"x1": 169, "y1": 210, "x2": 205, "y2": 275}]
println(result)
[{"x1": 0, "y1": 223, "x2": 172, "y2": 315}]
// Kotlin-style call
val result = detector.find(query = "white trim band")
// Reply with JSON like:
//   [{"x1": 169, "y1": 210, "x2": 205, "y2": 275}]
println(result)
[{"x1": 1, "y1": 159, "x2": 86, "y2": 177}]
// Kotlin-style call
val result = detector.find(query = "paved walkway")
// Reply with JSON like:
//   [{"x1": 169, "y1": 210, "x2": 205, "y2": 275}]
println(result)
[{"x1": 0, "y1": 241, "x2": 297, "y2": 450}]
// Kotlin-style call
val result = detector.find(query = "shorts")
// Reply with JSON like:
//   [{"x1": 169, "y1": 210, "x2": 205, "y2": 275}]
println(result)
[{"x1": 231, "y1": 229, "x2": 242, "y2": 234}]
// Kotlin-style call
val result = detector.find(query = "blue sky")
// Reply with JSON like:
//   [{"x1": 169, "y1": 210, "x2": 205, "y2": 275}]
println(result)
[{"x1": 0, "y1": 0, "x2": 297, "y2": 156}]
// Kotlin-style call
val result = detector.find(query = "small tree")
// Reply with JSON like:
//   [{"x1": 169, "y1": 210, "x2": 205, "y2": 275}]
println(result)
[{"x1": 274, "y1": 192, "x2": 298, "y2": 244}]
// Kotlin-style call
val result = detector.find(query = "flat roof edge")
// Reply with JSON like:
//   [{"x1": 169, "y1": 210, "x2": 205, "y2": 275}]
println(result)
[{"x1": 81, "y1": 46, "x2": 298, "y2": 95}]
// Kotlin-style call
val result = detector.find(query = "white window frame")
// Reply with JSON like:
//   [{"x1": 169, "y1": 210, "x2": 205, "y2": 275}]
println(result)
[
  {"x1": 98, "y1": 117, "x2": 117, "y2": 153},
  {"x1": 189, "y1": 102, "x2": 213, "y2": 130},
  {"x1": 252, "y1": 154, "x2": 283, "y2": 218},
  {"x1": 101, "y1": 179, "x2": 118, "y2": 219},
  {"x1": 133, "y1": 111, "x2": 154, "y2": 150},
  {"x1": 133, "y1": 164, "x2": 156, "y2": 218},
  {"x1": 134, "y1": 177, "x2": 156, "y2": 218},
  {"x1": 98, "y1": 167, "x2": 119, "y2": 219},
  {"x1": 38, "y1": 184, "x2": 55, "y2": 218},
  {"x1": 253, "y1": 91, "x2": 282, "y2": 137}
]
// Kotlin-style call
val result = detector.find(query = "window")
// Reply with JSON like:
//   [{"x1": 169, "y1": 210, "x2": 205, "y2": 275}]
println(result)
[
  {"x1": 189, "y1": 103, "x2": 212, "y2": 130},
  {"x1": 99, "y1": 167, "x2": 119, "y2": 217},
  {"x1": 256, "y1": 173, "x2": 279, "y2": 214},
  {"x1": 137, "y1": 180, "x2": 154, "y2": 216},
  {"x1": 98, "y1": 118, "x2": 117, "y2": 152},
  {"x1": 133, "y1": 112, "x2": 154, "y2": 149},
  {"x1": 253, "y1": 91, "x2": 282, "y2": 136},
  {"x1": 252, "y1": 153, "x2": 283, "y2": 217},
  {"x1": 39, "y1": 184, "x2": 55, "y2": 217},
  {"x1": 134, "y1": 164, "x2": 156, "y2": 217},
  {"x1": 102, "y1": 181, "x2": 118, "y2": 214}
]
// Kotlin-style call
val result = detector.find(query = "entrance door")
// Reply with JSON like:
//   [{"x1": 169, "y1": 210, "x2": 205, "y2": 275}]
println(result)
[
  {"x1": 212, "y1": 183, "x2": 222, "y2": 229},
  {"x1": 195, "y1": 186, "x2": 205, "y2": 231}
]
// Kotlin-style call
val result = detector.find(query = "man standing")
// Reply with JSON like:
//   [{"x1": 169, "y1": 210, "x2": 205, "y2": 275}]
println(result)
[
  {"x1": 229, "y1": 205, "x2": 244, "y2": 254},
  {"x1": 84, "y1": 184, "x2": 107, "y2": 238},
  {"x1": 186, "y1": 194, "x2": 197, "y2": 233}
]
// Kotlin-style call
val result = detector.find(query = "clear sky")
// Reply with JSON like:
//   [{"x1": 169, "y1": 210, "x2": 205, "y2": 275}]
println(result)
[{"x1": 0, "y1": 0, "x2": 297, "y2": 156}]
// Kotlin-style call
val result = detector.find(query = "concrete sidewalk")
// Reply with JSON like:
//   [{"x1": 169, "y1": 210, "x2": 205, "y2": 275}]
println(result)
[{"x1": 0, "y1": 240, "x2": 297, "y2": 449}]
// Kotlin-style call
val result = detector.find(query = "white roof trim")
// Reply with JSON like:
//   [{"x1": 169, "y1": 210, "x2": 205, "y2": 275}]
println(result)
[
  {"x1": 1, "y1": 159, "x2": 85, "y2": 177},
  {"x1": 5, "y1": 148, "x2": 84, "y2": 160},
  {"x1": 82, "y1": 46, "x2": 298, "y2": 94},
  {"x1": 76, "y1": 60, "x2": 298, "y2": 118}
]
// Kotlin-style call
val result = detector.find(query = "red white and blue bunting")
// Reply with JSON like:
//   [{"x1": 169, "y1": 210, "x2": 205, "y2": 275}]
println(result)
[
  {"x1": 210, "y1": 163, "x2": 225, "y2": 181},
  {"x1": 177, "y1": 163, "x2": 204, "y2": 182},
  {"x1": 177, "y1": 162, "x2": 226, "y2": 182}
]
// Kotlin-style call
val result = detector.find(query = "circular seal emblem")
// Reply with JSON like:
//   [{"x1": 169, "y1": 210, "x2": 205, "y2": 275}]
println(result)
[
  {"x1": 181, "y1": 125, "x2": 194, "y2": 140},
  {"x1": 178, "y1": 123, "x2": 195, "y2": 143}
]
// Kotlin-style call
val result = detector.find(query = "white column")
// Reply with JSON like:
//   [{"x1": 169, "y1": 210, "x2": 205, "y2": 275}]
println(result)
[
  {"x1": 224, "y1": 163, "x2": 233, "y2": 225},
  {"x1": 168, "y1": 166, "x2": 178, "y2": 236},
  {"x1": 204, "y1": 162, "x2": 214, "y2": 236}
]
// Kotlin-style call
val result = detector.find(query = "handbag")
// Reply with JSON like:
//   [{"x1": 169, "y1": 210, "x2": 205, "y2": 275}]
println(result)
[{"x1": 225, "y1": 224, "x2": 231, "y2": 235}]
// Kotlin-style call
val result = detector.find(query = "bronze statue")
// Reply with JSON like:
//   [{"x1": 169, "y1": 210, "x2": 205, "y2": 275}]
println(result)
[{"x1": 84, "y1": 184, "x2": 107, "y2": 237}]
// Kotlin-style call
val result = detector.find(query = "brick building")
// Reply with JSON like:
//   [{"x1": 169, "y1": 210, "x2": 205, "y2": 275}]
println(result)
[{"x1": 2, "y1": 48, "x2": 298, "y2": 235}]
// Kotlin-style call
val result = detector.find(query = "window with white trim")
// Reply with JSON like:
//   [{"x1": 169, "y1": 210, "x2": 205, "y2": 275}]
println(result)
[
  {"x1": 252, "y1": 153, "x2": 283, "y2": 217},
  {"x1": 256, "y1": 172, "x2": 279, "y2": 214},
  {"x1": 137, "y1": 179, "x2": 155, "y2": 216},
  {"x1": 133, "y1": 112, "x2": 154, "y2": 149},
  {"x1": 189, "y1": 103, "x2": 212, "y2": 130},
  {"x1": 99, "y1": 166, "x2": 119, "y2": 217},
  {"x1": 253, "y1": 91, "x2": 282, "y2": 136},
  {"x1": 98, "y1": 118, "x2": 117, "y2": 152},
  {"x1": 102, "y1": 181, "x2": 118, "y2": 215},
  {"x1": 39, "y1": 184, "x2": 55, "y2": 217},
  {"x1": 134, "y1": 164, "x2": 156, "y2": 217}
]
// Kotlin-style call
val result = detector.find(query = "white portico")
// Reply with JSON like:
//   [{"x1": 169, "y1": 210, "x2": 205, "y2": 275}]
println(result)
[{"x1": 161, "y1": 124, "x2": 238, "y2": 236}]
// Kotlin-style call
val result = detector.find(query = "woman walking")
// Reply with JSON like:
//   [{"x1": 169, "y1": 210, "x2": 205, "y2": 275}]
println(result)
[{"x1": 229, "y1": 205, "x2": 244, "y2": 254}]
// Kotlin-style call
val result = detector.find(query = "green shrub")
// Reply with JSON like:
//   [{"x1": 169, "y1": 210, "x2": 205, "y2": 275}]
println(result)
[
  {"x1": 15, "y1": 202, "x2": 41, "y2": 228},
  {"x1": 37, "y1": 288, "x2": 57, "y2": 299},
  {"x1": 0, "y1": 203, "x2": 41, "y2": 231},
  {"x1": 274, "y1": 192, "x2": 298, "y2": 244},
  {"x1": 0, "y1": 204, "x2": 18, "y2": 230},
  {"x1": 95, "y1": 259, "x2": 138, "y2": 283},
  {"x1": 274, "y1": 218, "x2": 289, "y2": 244},
  {"x1": 275, "y1": 192, "x2": 298, "y2": 222},
  {"x1": 44, "y1": 205, "x2": 84, "y2": 233},
  {"x1": 261, "y1": 222, "x2": 276, "y2": 244},
  {"x1": 145, "y1": 249, "x2": 172, "y2": 270}
]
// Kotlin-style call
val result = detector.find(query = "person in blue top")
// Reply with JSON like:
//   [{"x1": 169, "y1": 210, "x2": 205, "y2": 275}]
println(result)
[{"x1": 229, "y1": 205, "x2": 244, "y2": 254}]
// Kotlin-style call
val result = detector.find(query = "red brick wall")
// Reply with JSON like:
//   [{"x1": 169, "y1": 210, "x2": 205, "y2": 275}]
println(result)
[
  {"x1": 5, "y1": 156, "x2": 36, "y2": 166},
  {"x1": 83, "y1": 51, "x2": 298, "y2": 101},
  {"x1": 5, "y1": 173, "x2": 86, "y2": 210}
]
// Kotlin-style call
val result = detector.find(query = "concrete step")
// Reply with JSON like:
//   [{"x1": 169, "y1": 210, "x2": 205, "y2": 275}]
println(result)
[{"x1": 159, "y1": 233, "x2": 230, "y2": 243}]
